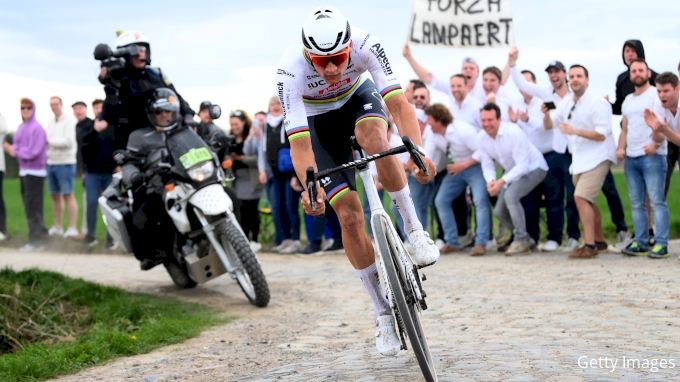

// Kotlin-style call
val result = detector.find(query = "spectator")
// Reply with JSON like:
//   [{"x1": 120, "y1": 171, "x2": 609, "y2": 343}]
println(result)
[
  {"x1": 474, "y1": 103, "x2": 548, "y2": 255},
  {"x1": 482, "y1": 67, "x2": 512, "y2": 121},
  {"x1": 404, "y1": 45, "x2": 486, "y2": 131},
  {"x1": 46, "y1": 96, "x2": 79, "y2": 238},
  {"x1": 507, "y1": 48, "x2": 578, "y2": 252},
  {"x1": 0, "y1": 111, "x2": 6, "y2": 240},
  {"x1": 77, "y1": 99, "x2": 117, "y2": 248},
  {"x1": 404, "y1": 79, "x2": 427, "y2": 104},
  {"x1": 259, "y1": 96, "x2": 302, "y2": 253},
  {"x1": 616, "y1": 59, "x2": 669, "y2": 258},
  {"x1": 507, "y1": 68, "x2": 566, "y2": 251},
  {"x1": 230, "y1": 110, "x2": 265, "y2": 246},
  {"x1": 645, "y1": 72, "x2": 680, "y2": 195},
  {"x1": 428, "y1": 104, "x2": 490, "y2": 256},
  {"x1": 254, "y1": 111, "x2": 266, "y2": 135},
  {"x1": 610, "y1": 40, "x2": 658, "y2": 115},
  {"x1": 4, "y1": 98, "x2": 47, "y2": 252},
  {"x1": 543, "y1": 64, "x2": 617, "y2": 259}
]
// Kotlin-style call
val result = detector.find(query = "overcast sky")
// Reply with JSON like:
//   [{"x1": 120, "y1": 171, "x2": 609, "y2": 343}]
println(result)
[{"x1": 1, "y1": 0, "x2": 679, "y2": 131}]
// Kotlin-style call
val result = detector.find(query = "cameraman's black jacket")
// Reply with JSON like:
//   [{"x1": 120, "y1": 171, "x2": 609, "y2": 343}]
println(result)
[
  {"x1": 102, "y1": 65, "x2": 194, "y2": 150},
  {"x1": 197, "y1": 122, "x2": 230, "y2": 160}
]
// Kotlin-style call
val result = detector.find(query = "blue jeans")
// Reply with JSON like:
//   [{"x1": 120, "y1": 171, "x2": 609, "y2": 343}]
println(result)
[
  {"x1": 409, "y1": 175, "x2": 439, "y2": 231},
  {"x1": 624, "y1": 155, "x2": 669, "y2": 247},
  {"x1": 266, "y1": 174, "x2": 301, "y2": 244},
  {"x1": 47, "y1": 164, "x2": 76, "y2": 195},
  {"x1": 85, "y1": 173, "x2": 113, "y2": 241},
  {"x1": 564, "y1": 153, "x2": 581, "y2": 240},
  {"x1": 526, "y1": 152, "x2": 567, "y2": 243},
  {"x1": 306, "y1": 203, "x2": 341, "y2": 246},
  {"x1": 434, "y1": 164, "x2": 490, "y2": 247}
]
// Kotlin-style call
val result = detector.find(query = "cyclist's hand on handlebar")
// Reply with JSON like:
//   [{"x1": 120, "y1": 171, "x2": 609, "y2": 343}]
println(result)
[
  {"x1": 408, "y1": 156, "x2": 436, "y2": 184},
  {"x1": 301, "y1": 183, "x2": 326, "y2": 216}
]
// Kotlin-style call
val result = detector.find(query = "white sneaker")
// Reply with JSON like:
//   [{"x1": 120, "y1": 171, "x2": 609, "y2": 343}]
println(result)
[
  {"x1": 279, "y1": 240, "x2": 303, "y2": 254},
  {"x1": 63, "y1": 228, "x2": 79, "y2": 238},
  {"x1": 541, "y1": 240, "x2": 560, "y2": 252},
  {"x1": 434, "y1": 239, "x2": 445, "y2": 250},
  {"x1": 48, "y1": 226, "x2": 64, "y2": 236},
  {"x1": 375, "y1": 315, "x2": 401, "y2": 356},
  {"x1": 19, "y1": 243, "x2": 44, "y2": 252},
  {"x1": 322, "y1": 238, "x2": 334, "y2": 251},
  {"x1": 608, "y1": 231, "x2": 633, "y2": 253},
  {"x1": 249, "y1": 241, "x2": 262, "y2": 253},
  {"x1": 271, "y1": 239, "x2": 292, "y2": 253},
  {"x1": 0, "y1": 232, "x2": 6, "y2": 241},
  {"x1": 485, "y1": 239, "x2": 497, "y2": 251},
  {"x1": 561, "y1": 238, "x2": 580, "y2": 253},
  {"x1": 407, "y1": 230, "x2": 439, "y2": 267}
]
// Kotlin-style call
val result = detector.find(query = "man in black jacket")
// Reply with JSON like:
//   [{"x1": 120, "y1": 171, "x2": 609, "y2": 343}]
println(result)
[
  {"x1": 77, "y1": 99, "x2": 117, "y2": 247},
  {"x1": 98, "y1": 30, "x2": 195, "y2": 151},
  {"x1": 611, "y1": 40, "x2": 659, "y2": 115}
]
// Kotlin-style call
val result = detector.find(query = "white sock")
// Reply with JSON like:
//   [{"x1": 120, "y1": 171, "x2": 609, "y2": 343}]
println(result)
[
  {"x1": 388, "y1": 185, "x2": 423, "y2": 234},
  {"x1": 357, "y1": 262, "x2": 391, "y2": 316}
]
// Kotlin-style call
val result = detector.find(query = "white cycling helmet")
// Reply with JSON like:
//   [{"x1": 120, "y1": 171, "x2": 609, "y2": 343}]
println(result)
[
  {"x1": 301, "y1": 6, "x2": 351, "y2": 55},
  {"x1": 116, "y1": 30, "x2": 151, "y2": 64}
]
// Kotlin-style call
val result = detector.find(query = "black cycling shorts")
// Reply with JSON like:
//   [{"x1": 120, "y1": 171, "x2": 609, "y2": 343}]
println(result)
[{"x1": 307, "y1": 80, "x2": 388, "y2": 206}]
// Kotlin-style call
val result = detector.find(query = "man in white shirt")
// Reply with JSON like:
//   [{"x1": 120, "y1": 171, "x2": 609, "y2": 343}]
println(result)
[
  {"x1": 46, "y1": 96, "x2": 79, "y2": 238},
  {"x1": 616, "y1": 59, "x2": 669, "y2": 258},
  {"x1": 474, "y1": 103, "x2": 548, "y2": 255},
  {"x1": 508, "y1": 69, "x2": 567, "y2": 252},
  {"x1": 644, "y1": 72, "x2": 680, "y2": 196},
  {"x1": 404, "y1": 79, "x2": 427, "y2": 105},
  {"x1": 482, "y1": 67, "x2": 513, "y2": 121},
  {"x1": 426, "y1": 104, "x2": 490, "y2": 256},
  {"x1": 413, "y1": 86, "x2": 430, "y2": 110},
  {"x1": 543, "y1": 65, "x2": 617, "y2": 259}
]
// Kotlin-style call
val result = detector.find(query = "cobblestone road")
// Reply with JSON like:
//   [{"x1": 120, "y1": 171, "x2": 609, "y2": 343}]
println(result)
[{"x1": 2, "y1": 243, "x2": 680, "y2": 381}]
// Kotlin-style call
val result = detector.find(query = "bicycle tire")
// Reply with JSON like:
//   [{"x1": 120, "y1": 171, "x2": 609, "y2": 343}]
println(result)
[{"x1": 373, "y1": 214, "x2": 437, "y2": 382}]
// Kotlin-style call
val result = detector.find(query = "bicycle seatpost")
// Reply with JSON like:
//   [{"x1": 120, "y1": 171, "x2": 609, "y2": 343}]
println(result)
[
  {"x1": 402, "y1": 136, "x2": 429, "y2": 177},
  {"x1": 306, "y1": 166, "x2": 317, "y2": 213}
]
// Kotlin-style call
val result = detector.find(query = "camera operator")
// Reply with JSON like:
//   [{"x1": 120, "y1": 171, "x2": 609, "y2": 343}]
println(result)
[
  {"x1": 97, "y1": 30, "x2": 195, "y2": 150},
  {"x1": 196, "y1": 101, "x2": 230, "y2": 161}
]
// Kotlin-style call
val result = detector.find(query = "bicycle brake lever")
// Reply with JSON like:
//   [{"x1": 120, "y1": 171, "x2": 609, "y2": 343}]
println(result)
[
  {"x1": 402, "y1": 136, "x2": 429, "y2": 177},
  {"x1": 306, "y1": 167, "x2": 317, "y2": 213}
]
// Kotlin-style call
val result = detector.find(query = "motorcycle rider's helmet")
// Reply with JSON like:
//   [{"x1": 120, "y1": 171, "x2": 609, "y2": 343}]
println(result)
[
  {"x1": 147, "y1": 88, "x2": 181, "y2": 131},
  {"x1": 116, "y1": 29, "x2": 151, "y2": 65},
  {"x1": 301, "y1": 6, "x2": 351, "y2": 56}
]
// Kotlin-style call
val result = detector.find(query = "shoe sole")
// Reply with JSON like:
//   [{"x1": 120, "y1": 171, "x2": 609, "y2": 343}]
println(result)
[
  {"x1": 295, "y1": 251, "x2": 325, "y2": 257},
  {"x1": 622, "y1": 251, "x2": 649, "y2": 256},
  {"x1": 648, "y1": 254, "x2": 669, "y2": 259}
]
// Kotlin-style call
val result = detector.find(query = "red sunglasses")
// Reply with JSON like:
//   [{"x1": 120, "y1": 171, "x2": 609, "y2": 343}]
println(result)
[{"x1": 308, "y1": 47, "x2": 350, "y2": 68}]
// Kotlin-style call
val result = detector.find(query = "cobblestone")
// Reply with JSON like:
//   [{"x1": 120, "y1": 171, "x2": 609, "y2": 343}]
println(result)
[{"x1": 1, "y1": 242, "x2": 679, "y2": 381}]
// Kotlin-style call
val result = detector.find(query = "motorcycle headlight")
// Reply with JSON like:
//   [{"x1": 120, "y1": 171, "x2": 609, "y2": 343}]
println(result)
[{"x1": 187, "y1": 161, "x2": 215, "y2": 182}]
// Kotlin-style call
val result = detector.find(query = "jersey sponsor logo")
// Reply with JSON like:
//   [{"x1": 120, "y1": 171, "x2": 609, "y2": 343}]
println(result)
[
  {"x1": 307, "y1": 74, "x2": 320, "y2": 80},
  {"x1": 318, "y1": 78, "x2": 351, "y2": 95},
  {"x1": 369, "y1": 43, "x2": 393, "y2": 76},
  {"x1": 277, "y1": 69, "x2": 295, "y2": 78},
  {"x1": 359, "y1": 33, "x2": 371, "y2": 49},
  {"x1": 277, "y1": 82, "x2": 287, "y2": 119},
  {"x1": 320, "y1": 177, "x2": 331, "y2": 187},
  {"x1": 363, "y1": 103, "x2": 373, "y2": 110},
  {"x1": 307, "y1": 79, "x2": 327, "y2": 90}
]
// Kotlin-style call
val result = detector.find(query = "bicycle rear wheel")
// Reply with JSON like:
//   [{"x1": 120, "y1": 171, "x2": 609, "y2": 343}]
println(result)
[{"x1": 373, "y1": 214, "x2": 437, "y2": 382}]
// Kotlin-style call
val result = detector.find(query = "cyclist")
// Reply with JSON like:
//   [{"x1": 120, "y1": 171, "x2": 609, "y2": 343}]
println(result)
[{"x1": 276, "y1": 5, "x2": 438, "y2": 356}]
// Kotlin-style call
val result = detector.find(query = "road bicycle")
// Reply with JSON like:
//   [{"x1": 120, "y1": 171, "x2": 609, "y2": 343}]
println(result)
[{"x1": 305, "y1": 136, "x2": 438, "y2": 382}]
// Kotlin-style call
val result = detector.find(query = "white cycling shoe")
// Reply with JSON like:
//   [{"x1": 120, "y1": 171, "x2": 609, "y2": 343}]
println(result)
[
  {"x1": 375, "y1": 315, "x2": 401, "y2": 356},
  {"x1": 407, "y1": 230, "x2": 440, "y2": 267}
]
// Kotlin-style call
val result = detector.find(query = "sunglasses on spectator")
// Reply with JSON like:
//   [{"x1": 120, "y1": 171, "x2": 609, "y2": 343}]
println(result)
[
  {"x1": 230, "y1": 111, "x2": 244, "y2": 118},
  {"x1": 308, "y1": 47, "x2": 350, "y2": 68},
  {"x1": 414, "y1": 95, "x2": 428, "y2": 100},
  {"x1": 21, "y1": 106, "x2": 33, "y2": 110},
  {"x1": 567, "y1": 104, "x2": 576, "y2": 120}
]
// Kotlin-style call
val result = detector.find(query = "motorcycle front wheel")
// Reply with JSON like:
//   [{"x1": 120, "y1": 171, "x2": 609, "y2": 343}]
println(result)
[{"x1": 215, "y1": 221, "x2": 270, "y2": 307}]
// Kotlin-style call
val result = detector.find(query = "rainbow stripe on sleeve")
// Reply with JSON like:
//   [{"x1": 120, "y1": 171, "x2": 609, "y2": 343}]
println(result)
[
  {"x1": 356, "y1": 113, "x2": 388, "y2": 127},
  {"x1": 327, "y1": 183, "x2": 350, "y2": 205},
  {"x1": 380, "y1": 85, "x2": 403, "y2": 101},
  {"x1": 287, "y1": 126, "x2": 310, "y2": 141}
]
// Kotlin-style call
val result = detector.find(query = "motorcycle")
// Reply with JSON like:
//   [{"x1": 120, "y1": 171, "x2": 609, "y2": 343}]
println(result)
[{"x1": 99, "y1": 125, "x2": 270, "y2": 307}]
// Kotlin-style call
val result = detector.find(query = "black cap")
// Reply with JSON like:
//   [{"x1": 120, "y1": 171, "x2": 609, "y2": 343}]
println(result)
[
  {"x1": 545, "y1": 61, "x2": 566, "y2": 72},
  {"x1": 71, "y1": 101, "x2": 87, "y2": 108},
  {"x1": 199, "y1": 101, "x2": 212, "y2": 111}
]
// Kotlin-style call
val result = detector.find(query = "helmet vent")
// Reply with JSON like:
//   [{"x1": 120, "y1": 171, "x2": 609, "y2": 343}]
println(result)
[
  {"x1": 316, "y1": 14, "x2": 329, "y2": 19},
  {"x1": 342, "y1": 21, "x2": 351, "y2": 44}
]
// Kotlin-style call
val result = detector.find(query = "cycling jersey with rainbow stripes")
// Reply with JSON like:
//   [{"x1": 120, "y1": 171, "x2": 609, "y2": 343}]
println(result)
[{"x1": 275, "y1": 27, "x2": 403, "y2": 141}]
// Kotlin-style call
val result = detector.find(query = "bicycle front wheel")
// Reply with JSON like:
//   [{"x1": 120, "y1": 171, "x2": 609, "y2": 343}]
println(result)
[{"x1": 373, "y1": 214, "x2": 437, "y2": 382}]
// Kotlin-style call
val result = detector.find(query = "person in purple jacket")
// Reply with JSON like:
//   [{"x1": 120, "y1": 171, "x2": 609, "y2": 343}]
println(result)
[{"x1": 4, "y1": 98, "x2": 47, "y2": 252}]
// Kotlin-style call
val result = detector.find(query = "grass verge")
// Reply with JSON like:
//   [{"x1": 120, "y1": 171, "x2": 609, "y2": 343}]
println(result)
[{"x1": 0, "y1": 268, "x2": 231, "y2": 381}]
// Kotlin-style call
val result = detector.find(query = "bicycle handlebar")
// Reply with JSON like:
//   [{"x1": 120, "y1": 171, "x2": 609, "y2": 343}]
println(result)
[{"x1": 306, "y1": 136, "x2": 428, "y2": 214}]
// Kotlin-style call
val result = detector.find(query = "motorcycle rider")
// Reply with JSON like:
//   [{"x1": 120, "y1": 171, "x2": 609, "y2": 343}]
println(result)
[
  {"x1": 122, "y1": 88, "x2": 188, "y2": 270},
  {"x1": 98, "y1": 30, "x2": 195, "y2": 151}
]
